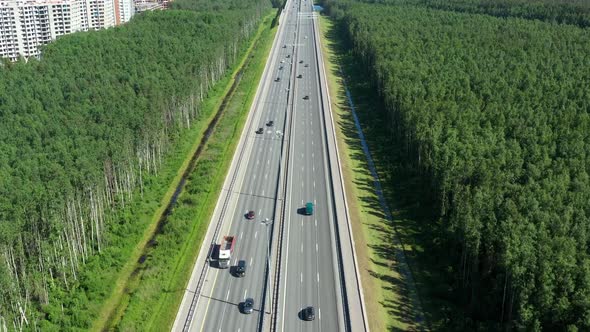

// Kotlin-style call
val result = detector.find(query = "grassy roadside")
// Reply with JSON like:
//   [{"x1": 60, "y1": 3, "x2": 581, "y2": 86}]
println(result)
[
  {"x1": 111, "y1": 11, "x2": 279, "y2": 331},
  {"x1": 318, "y1": 14, "x2": 444, "y2": 331}
]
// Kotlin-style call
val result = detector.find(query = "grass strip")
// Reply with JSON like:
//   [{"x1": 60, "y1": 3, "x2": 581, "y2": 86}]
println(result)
[
  {"x1": 112, "y1": 11, "x2": 278, "y2": 331},
  {"x1": 318, "y1": 14, "x2": 437, "y2": 331}
]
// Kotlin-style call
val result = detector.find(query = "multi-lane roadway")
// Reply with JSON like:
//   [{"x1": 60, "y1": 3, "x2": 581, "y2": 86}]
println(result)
[{"x1": 173, "y1": 0, "x2": 367, "y2": 331}]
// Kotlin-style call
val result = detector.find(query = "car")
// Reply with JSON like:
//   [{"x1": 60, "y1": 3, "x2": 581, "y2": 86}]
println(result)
[
  {"x1": 246, "y1": 210, "x2": 255, "y2": 219},
  {"x1": 304, "y1": 64, "x2": 309, "y2": 67},
  {"x1": 275, "y1": 77, "x2": 281, "y2": 82},
  {"x1": 283, "y1": 44, "x2": 287, "y2": 48},
  {"x1": 299, "y1": 60, "x2": 303, "y2": 64},
  {"x1": 305, "y1": 36, "x2": 308, "y2": 39},
  {"x1": 281, "y1": 60, "x2": 285, "y2": 63},
  {"x1": 266, "y1": 120, "x2": 274, "y2": 127},
  {"x1": 256, "y1": 128, "x2": 264, "y2": 134},
  {"x1": 303, "y1": 95, "x2": 309, "y2": 100},
  {"x1": 242, "y1": 298, "x2": 254, "y2": 314},
  {"x1": 302, "y1": 306, "x2": 315, "y2": 321},
  {"x1": 236, "y1": 260, "x2": 246, "y2": 277},
  {"x1": 297, "y1": 74, "x2": 303, "y2": 78},
  {"x1": 286, "y1": 54, "x2": 291, "y2": 58},
  {"x1": 305, "y1": 202, "x2": 314, "y2": 215},
  {"x1": 279, "y1": 66, "x2": 283, "y2": 70}
]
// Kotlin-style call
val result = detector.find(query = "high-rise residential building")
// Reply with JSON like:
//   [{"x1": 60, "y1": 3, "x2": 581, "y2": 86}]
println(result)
[
  {"x1": 85, "y1": 0, "x2": 113, "y2": 30},
  {"x1": 0, "y1": 0, "x2": 134, "y2": 61},
  {"x1": 114, "y1": 0, "x2": 133, "y2": 24},
  {"x1": 0, "y1": 4, "x2": 20, "y2": 60},
  {"x1": 0, "y1": 0, "x2": 84, "y2": 61}
]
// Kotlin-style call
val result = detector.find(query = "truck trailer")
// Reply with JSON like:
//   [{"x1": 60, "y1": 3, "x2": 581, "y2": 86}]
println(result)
[{"x1": 218, "y1": 235, "x2": 235, "y2": 269}]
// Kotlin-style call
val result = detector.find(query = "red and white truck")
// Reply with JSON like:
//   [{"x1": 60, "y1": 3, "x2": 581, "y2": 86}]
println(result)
[{"x1": 217, "y1": 235, "x2": 235, "y2": 269}]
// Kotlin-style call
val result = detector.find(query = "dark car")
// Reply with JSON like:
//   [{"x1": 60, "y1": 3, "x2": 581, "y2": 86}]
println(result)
[
  {"x1": 266, "y1": 120, "x2": 274, "y2": 127},
  {"x1": 255, "y1": 128, "x2": 264, "y2": 134},
  {"x1": 236, "y1": 260, "x2": 246, "y2": 277},
  {"x1": 303, "y1": 95, "x2": 309, "y2": 100},
  {"x1": 286, "y1": 54, "x2": 291, "y2": 58},
  {"x1": 297, "y1": 74, "x2": 302, "y2": 78},
  {"x1": 304, "y1": 64, "x2": 309, "y2": 67},
  {"x1": 302, "y1": 306, "x2": 315, "y2": 321},
  {"x1": 283, "y1": 44, "x2": 287, "y2": 48},
  {"x1": 275, "y1": 77, "x2": 281, "y2": 82},
  {"x1": 242, "y1": 298, "x2": 254, "y2": 314},
  {"x1": 299, "y1": 60, "x2": 304, "y2": 64},
  {"x1": 246, "y1": 210, "x2": 255, "y2": 219}
]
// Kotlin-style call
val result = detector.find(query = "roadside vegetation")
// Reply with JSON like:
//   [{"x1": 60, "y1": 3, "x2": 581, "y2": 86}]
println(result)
[
  {"x1": 321, "y1": 0, "x2": 590, "y2": 330},
  {"x1": 0, "y1": 0, "x2": 271, "y2": 329}
]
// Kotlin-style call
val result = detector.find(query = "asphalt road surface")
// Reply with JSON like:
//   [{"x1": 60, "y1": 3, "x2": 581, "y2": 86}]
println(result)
[{"x1": 172, "y1": 0, "x2": 356, "y2": 331}]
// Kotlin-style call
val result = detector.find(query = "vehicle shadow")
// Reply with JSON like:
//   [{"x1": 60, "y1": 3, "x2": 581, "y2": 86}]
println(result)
[{"x1": 296, "y1": 207, "x2": 312, "y2": 215}]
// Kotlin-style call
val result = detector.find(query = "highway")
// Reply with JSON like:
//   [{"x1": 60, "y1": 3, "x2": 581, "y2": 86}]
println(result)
[{"x1": 172, "y1": 0, "x2": 368, "y2": 331}]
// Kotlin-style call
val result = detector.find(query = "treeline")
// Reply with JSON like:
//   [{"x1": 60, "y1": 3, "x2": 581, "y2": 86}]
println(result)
[
  {"x1": 423, "y1": 0, "x2": 590, "y2": 28},
  {"x1": 322, "y1": 0, "x2": 590, "y2": 330},
  {"x1": 171, "y1": 0, "x2": 283, "y2": 11},
  {"x1": 326, "y1": 0, "x2": 590, "y2": 27},
  {"x1": 0, "y1": 0, "x2": 269, "y2": 329}
]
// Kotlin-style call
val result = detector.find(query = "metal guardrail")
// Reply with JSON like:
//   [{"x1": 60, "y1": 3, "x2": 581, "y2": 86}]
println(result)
[{"x1": 268, "y1": 4, "x2": 301, "y2": 331}]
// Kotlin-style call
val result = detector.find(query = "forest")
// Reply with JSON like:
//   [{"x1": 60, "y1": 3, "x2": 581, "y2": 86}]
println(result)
[
  {"x1": 422, "y1": 0, "x2": 590, "y2": 28},
  {"x1": 0, "y1": 0, "x2": 270, "y2": 329},
  {"x1": 321, "y1": 0, "x2": 590, "y2": 330},
  {"x1": 326, "y1": 0, "x2": 590, "y2": 27}
]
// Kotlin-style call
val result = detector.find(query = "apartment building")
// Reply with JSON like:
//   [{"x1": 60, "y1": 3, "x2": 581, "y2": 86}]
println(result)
[
  {"x1": 0, "y1": 0, "x2": 133, "y2": 61},
  {"x1": 115, "y1": 0, "x2": 133, "y2": 24},
  {"x1": 84, "y1": 0, "x2": 113, "y2": 29},
  {"x1": 0, "y1": 4, "x2": 20, "y2": 60}
]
